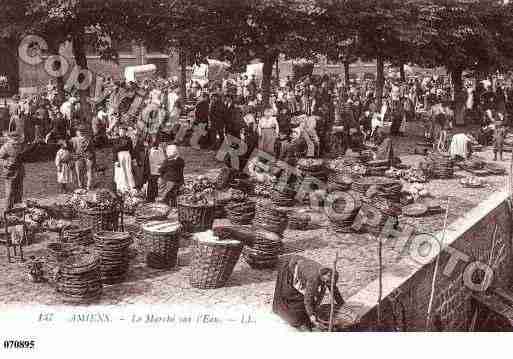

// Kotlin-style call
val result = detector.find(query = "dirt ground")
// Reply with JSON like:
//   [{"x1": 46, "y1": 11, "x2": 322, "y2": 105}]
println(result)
[{"x1": 0, "y1": 120, "x2": 510, "y2": 313}]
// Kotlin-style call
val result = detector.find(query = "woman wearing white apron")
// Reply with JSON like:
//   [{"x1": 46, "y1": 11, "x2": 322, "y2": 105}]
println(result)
[
  {"x1": 258, "y1": 107, "x2": 280, "y2": 155},
  {"x1": 112, "y1": 126, "x2": 136, "y2": 193}
]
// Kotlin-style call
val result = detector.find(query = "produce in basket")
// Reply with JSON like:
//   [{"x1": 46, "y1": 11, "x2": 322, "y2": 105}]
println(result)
[{"x1": 180, "y1": 176, "x2": 216, "y2": 205}]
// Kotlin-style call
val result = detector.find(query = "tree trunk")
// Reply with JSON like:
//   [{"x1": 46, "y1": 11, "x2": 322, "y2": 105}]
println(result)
[
  {"x1": 262, "y1": 53, "x2": 277, "y2": 107},
  {"x1": 179, "y1": 47, "x2": 187, "y2": 101},
  {"x1": 451, "y1": 67, "x2": 465, "y2": 126},
  {"x1": 47, "y1": 39, "x2": 65, "y2": 103},
  {"x1": 399, "y1": 62, "x2": 406, "y2": 83},
  {"x1": 376, "y1": 55, "x2": 385, "y2": 109},
  {"x1": 71, "y1": 31, "x2": 92, "y2": 123},
  {"x1": 344, "y1": 60, "x2": 350, "y2": 87}
]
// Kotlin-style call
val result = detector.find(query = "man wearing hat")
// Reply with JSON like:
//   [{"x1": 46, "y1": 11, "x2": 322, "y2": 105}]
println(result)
[
  {"x1": 70, "y1": 124, "x2": 95, "y2": 190},
  {"x1": 0, "y1": 132, "x2": 34, "y2": 216}
]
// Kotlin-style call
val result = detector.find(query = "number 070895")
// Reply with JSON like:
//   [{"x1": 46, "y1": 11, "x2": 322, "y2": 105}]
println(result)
[{"x1": 3, "y1": 340, "x2": 35, "y2": 349}]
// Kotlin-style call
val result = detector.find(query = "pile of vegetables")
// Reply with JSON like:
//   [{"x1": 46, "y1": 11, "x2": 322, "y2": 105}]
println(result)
[
  {"x1": 67, "y1": 188, "x2": 118, "y2": 211},
  {"x1": 120, "y1": 189, "x2": 145, "y2": 214},
  {"x1": 405, "y1": 183, "x2": 430, "y2": 201},
  {"x1": 180, "y1": 176, "x2": 216, "y2": 206}
]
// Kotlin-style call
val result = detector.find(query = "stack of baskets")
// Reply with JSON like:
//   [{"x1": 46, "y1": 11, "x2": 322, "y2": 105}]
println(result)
[
  {"x1": 253, "y1": 200, "x2": 288, "y2": 235},
  {"x1": 365, "y1": 160, "x2": 390, "y2": 177},
  {"x1": 47, "y1": 242, "x2": 73, "y2": 264},
  {"x1": 270, "y1": 183, "x2": 297, "y2": 207},
  {"x1": 242, "y1": 229, "x2": 283, "y2": 269},
  {"x1": 214, "y1": 190, "x2": 232, "y2": 219},
  {"x1": 287, "y1": 211, "x2": 311, "y2": 230},
  {"x1": 94, "y1": 231, "x2": 132, "y2": 284},
  {"x1": 55, "y1": 253, "x2": 102, "y2": 304},
  {"x1": 364, "y1": 195, "x2": 402, "y2": 217},
  {"x1": 428, "y1": 153, "x2": 454, "y2": 179},
  {"x1": 142, "y1": 221, "x2": 182, "y2": 269},
  {"x1": 297, "y1": 159, "x2": 327, "y2": 205},
  {"x1": 134, "y1": 203, "x2": 171, "y2": 227},
  {"x1": 177, "y1": 196, "x2": 215, "y2": 233},
  {"x1": 226, "y1": 200, "x2": 256, "y2": 225},
  {"x1": 189, "y1": 229, "x2": 243, "y2": 289},
  {"x1": 78, "y1": 206, "x2": 120, "y2": 233},
  {"x1": 353, "y1": 178, "x2": 402, "y2": 203},
  {"x1": 326, "y1": 190, "x2": 362, "y2": 233},
  {"x1": 62, "y1": 226, "x2": 93, "y2": 246},
  {"x1": 229, "y1": 178, "x2": 255, "y2": 195},
  {"x1": 327, "y1": 171, "x2": 353, "y2": 192}
]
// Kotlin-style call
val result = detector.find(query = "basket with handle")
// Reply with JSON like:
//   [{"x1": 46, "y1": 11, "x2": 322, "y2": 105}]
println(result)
[
  {"x1": 142, "y1": 221, "x2": 182, "y2": 269},
  {"x1": 177, "y1": 197, "x2": 215, "y2": 233},
  {"x1": 189, "y1": 229, "x2": 243, "y2": 289}
]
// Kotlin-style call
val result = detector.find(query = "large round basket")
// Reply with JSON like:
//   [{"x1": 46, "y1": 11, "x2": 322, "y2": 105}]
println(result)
[
  {"x1": 177, "y1": 197, "x2": 215, "y2": 233},
  {"x1": 189, "y1": 231, "x2": 243, "y2": 289},
  {"x1": 142, "y1": 221, "x2": 182, "y2": 269},
  {"x1": 78, "y1": 207, "x2": 120, "y2": 233}
]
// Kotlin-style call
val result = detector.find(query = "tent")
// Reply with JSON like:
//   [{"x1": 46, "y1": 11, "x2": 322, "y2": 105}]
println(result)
[
  {"x1": 124, "y1": 64, "x2": 157, "y2": 83},
  {"x1": 191, "y1": 59, "x2": 231, "y2": 87}
]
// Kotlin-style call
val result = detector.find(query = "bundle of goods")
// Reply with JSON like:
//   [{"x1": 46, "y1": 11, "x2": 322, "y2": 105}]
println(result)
[
  {"x1": 134, "y1": 203, "x2": 171, "y2": 227},
  {"x1": 62, "y1": 226, "x2": 94, "y2": 246},
  {"x1": 326, "y1": 190, "x2": 362, "y2": 233},
  {"x1": 42, "y1": 218, "x2": 73, "y2": 233},
  {"x1": 352, "y1": 177, "x2": 402, "y2": 203},
  {"x1": 71, "y1": 189, "x2": 121, "y2": 232},
  {"x1": 427, "y1": 153, "x2": 454, "y2": 179},
  {"x1": 401, "y1": 167, "x2": 427, "y2": 183},
  {"x1": 327, "y1": 171, "x2": 353, "y2": 192},
  {"x1": 327, "y1": 158, "x2": 365, "y2": 178},
  {"x1": 178, "y1": 177, "x2": 216, "y2": 233},
  {"x1": 423, "y1": 199, "x2": 443, "y2": 215},
  {"x1": 226, "y1": 199, "x2": 256, "y2": 225},
  {"x1": 241, "y1": 228, "x2": 283, "y2": 269},
  {"x1": 402, "y1": 203, "x2": 429, "y2": 217},
  {"x1": 120, "y1": 190, "x2": 145, "y2": 215},
  {"x1": 287, "y1": 211, "x2": 311, "y2": 230},
  {"x1": 297, "y1": 158, "x2": 328, "y2": 181},
  {"x1": 142, "y1": 221, "x2": 182, "y2": 269},
  {"x1": 460, "y1": 176, "x2": 483, "y2": 188},
  {"x1": 93, "y1": 231, "x2": 132, "y2": 284},
  {"x1": 315, "y1": 303, "x2": 361, "y2": 331},
  {"x1": 55, "y1": 253, "x2": 102, "y2": 304},
  {"x1": 253, "y1": 200, "x2": 289, "y2": 235},
  {"x1": 189, "y1": 229, "x2": 243, "y2": 289},
  {"x1": 404, "y1": 183, "x2": 430, "y2": 202}
]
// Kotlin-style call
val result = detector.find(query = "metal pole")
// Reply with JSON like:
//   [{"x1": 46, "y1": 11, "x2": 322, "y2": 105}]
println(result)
[{"x1": 329, "y1": 252, "x2": 339, "y2": 332}]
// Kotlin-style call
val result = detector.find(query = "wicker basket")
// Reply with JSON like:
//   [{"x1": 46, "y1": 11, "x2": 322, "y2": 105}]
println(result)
[
  {"x1": 142, "y1": 221, "x2": 182, "y2": 269},
  {"x1": 177, "y1": 197, "x2": 215, "y2": 233},
  {"x1": 189, "y1": 232, "x2": 243, "y2": 289},
  {"x1": 78, "y1": 207, "x2": 120, "y2": 233}
]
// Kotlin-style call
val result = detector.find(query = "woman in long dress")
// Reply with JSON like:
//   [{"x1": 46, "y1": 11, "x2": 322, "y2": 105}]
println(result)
[
  {"x1": 55, "y1": 140, "x2": 73, "y2": 193},
  {"x1": 258, "y1": 107, "x2": 279, "y2": 155},
  {"x1": 112, "y1": 126, "x2": 136, "y2": 193}
]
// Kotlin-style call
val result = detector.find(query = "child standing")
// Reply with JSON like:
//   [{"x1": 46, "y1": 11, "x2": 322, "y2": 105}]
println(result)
[
  {"x1": 55, "y1": 140, "x2": 73, "y2": 192},
  {"x1": 146, "y1": 136, "x2": 166, "y2": 202},
  {"x1": 493, "y1": 121, "x2": 506, "y2": 161}
]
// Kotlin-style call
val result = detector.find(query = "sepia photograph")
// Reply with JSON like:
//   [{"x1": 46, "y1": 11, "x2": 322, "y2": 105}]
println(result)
[{"x1": 2, "y1": 0, "x2": 513, "y2": 355}]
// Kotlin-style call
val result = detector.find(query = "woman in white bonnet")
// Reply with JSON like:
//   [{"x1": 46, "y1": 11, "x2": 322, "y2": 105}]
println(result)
[{"x1": 157, "y1": 144, "x2": 185, "y2": 206}]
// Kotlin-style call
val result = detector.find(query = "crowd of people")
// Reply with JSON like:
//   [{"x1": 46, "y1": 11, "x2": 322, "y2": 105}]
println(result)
[{"x1": 1, "y1": 69, "x2": 513, "y2": 217}]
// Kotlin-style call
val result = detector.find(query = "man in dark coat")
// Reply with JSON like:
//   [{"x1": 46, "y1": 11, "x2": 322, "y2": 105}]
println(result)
[
  {"x1": 209, "y1": 93, "x2": 226, "y2": 150},
  {"x1": 0, "y1": 132, "x2": 35, "y2": 217}
]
